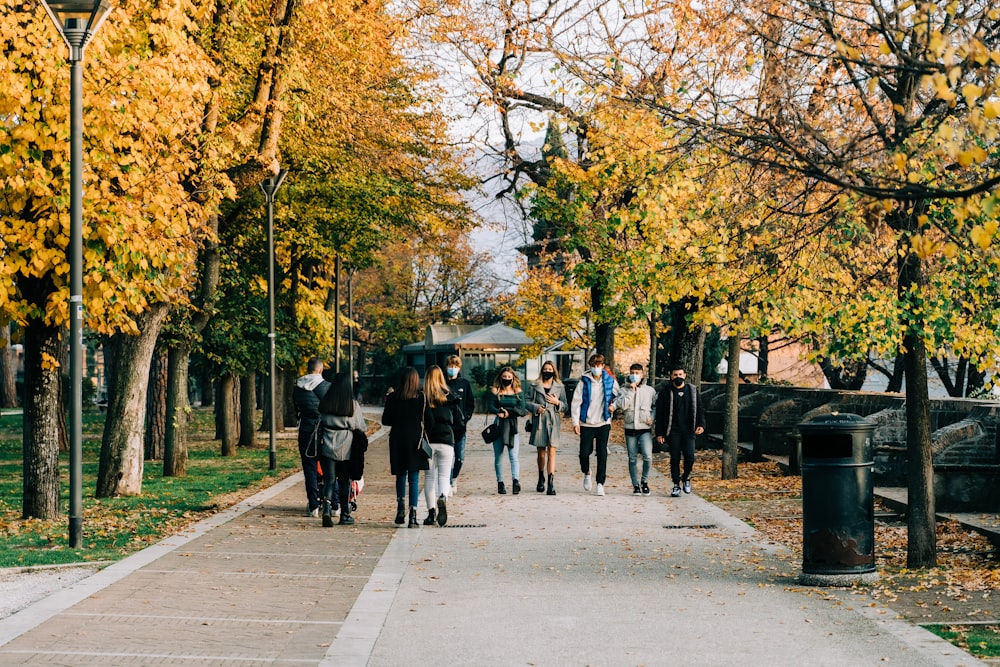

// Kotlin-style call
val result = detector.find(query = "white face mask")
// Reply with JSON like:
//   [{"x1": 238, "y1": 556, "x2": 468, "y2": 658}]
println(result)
[
  {"x1": 628, "y1": 374, "x2": 641, "y2": 384},
  {"x1": 590, "y1": 367, "x2": 602, "y2": 377}
]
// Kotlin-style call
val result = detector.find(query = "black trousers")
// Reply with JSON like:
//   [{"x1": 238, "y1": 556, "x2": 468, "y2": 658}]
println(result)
[
  {"x1": 579, "y1": 424, "x2": 611, "y2": 484},
  {"x1": 667, "y1": 430, "x2": 696, "y2": 484}
]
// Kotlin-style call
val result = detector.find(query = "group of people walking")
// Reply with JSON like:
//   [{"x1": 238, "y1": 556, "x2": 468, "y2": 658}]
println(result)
[{"x1": 294, "y1": 353, "x2": 706, "y2": 528}]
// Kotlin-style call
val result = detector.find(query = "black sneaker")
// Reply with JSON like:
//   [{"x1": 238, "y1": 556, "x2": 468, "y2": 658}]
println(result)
[
  {"x1": 632, "y1": 485, "x2": 641, "y2": 495},
  {"x1": 641, "y1": 481, "x2": 650, "y2": 495},
  {"x1": 670, "y1": 485, "x2": 681, "y2": 497}
]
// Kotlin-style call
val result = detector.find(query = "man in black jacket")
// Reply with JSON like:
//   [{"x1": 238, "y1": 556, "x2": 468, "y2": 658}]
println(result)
[
  {"x1": 293, "y1": 357, "x2": 331, "y2": 516},
  {"x1": 445, "y1": 355, "x2": 475, "y2": 492},
  {"x1": 654, "y1": 365, "x2": 705, "y2": 498}
]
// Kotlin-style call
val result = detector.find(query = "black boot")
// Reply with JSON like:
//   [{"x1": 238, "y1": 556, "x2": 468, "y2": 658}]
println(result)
[
  {"x1": 512, "y1": 479, "x2": 521, "y2": 495},
  {"x1": 408, "y1": 507, "x2": 419, "y2": 527},
  {"x1": 537, "y1": 470, "x2": 545, "y2": 493},
  {"x1": 321, "y1": 501, "x2": 334, "y2": 528},
  {"x1": 498, "y1": 481, "x2": 506, "y2": 495},
  {"x1": 394, "y1": 499, "x2": 405, "y2": 525},
  {"x1": 423, "y1": 508, "x2": 437, "y2": 525},
  {"x1": 547, "y1": 474, "x2": 556, "y2": 495}
]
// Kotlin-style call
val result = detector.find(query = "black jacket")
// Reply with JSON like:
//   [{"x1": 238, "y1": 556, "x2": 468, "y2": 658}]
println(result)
[
  {"x1": 293, "y1": 376, "x2": 330, "y2": 446},
  {"x1": 381, "y1": 392, "x2": 433, "y2": 474}
]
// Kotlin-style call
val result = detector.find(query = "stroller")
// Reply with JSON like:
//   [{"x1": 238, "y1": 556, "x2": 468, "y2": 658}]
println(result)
[{"x1": 317, "y1": 461, "x2": 363, "y2": 511}]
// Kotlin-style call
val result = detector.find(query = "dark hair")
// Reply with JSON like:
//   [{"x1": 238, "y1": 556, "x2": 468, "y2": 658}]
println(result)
[
  {"x1": 397, "y1": 367, "x2": 421, "y2": 400},
  {"x1": 307, "y1": 357, "x2": 324, "y2": 374},
  {"x1": 669, "y1": 364, "x2": 685, "y2": 373},
  {"x1": 318, "y1": 372, "x2": 355, "y2": 416},
  {"x1": 629, "y1": 363, "x2": 643, "y2": 372}
]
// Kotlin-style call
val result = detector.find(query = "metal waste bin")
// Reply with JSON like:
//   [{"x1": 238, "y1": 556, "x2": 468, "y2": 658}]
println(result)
[{"x1": 798, "y1": 413, "x2": 878, "y2": 585}]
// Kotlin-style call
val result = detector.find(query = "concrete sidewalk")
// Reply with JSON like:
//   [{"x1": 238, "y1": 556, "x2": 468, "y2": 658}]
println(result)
[{"x1": 0, "y1": 421, "x2": 983, "y2": 666}]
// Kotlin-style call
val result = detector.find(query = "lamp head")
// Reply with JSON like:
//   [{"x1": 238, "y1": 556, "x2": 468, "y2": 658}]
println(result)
[{"x1": 39, "y1": 0, "x2": 113, "y2": 55}]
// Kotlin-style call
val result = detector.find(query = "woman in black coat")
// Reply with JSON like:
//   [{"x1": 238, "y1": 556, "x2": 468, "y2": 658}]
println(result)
[{"x1": 382, "y1": 366, "x2": 433, "y2": 527}]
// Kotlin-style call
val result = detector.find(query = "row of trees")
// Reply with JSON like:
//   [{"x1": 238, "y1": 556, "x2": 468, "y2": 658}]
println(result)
[
  {"x1": 406, "y1": 0, "x2": 1000, "y2": 567},
  {"x1": 2, "y1": 2, "x2": 493, "y2": 521}
]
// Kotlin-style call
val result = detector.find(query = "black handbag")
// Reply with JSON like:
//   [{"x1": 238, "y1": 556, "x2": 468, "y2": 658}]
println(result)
[{"x1": 482, "y1": 419, "x2": 500, "y2": 443}]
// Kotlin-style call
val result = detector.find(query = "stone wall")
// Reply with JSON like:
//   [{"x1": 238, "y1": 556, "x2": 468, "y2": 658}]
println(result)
[{"x1": 698, "y1": 382, "x2": 1000, "y2": 511}]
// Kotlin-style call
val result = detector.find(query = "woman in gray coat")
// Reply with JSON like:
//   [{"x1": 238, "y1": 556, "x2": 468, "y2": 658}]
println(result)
[{"x1": 526, "y1": 360, "x2": 567, "y2": 495}]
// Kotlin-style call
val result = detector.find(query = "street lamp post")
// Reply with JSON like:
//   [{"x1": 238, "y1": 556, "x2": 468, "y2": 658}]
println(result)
[
  {"x1": 260, "y1": 170, "x2": 287, "y2": 471},
  {"x1": 38, "y1": 0, "x2": 112, "y2": 548}
]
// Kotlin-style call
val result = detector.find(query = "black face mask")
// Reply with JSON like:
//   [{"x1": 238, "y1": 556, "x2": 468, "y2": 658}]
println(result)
[
  {"x1": 672, "y1": 377, "x2": 685, "y2": 388},
  {"x1": 501, "y1": 378, "x2": 513, "y2": 387},
  {"x1": 542, "y1": 371, "x2": 554, "y2": 380}
]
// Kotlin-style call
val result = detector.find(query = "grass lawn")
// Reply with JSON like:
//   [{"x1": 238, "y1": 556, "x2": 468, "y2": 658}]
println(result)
[{"x1": 0, "y1": 407, "x2": 299, "y2": 568}]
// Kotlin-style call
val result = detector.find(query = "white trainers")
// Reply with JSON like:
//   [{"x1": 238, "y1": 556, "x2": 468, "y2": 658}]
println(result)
[
  {"x1": 450, "y1": 480, "x2": 458, "y2": 495},
  {"x1": 307, "y1": 507, "x2": 319, "y2": 518},
  {"x1": 595, "y1": 483, "x2": 605, "y2": 496},
  {"x1": 583, "y1": 474, "x2": 592, "y2": 491}
]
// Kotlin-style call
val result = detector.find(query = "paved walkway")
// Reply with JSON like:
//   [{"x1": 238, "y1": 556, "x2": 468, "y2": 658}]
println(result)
[{"x1": 0, "y1": 417, "x2": 983, "y2": 666}]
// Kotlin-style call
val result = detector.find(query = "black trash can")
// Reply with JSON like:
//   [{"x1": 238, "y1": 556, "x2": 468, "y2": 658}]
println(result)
[{"x1": 798, "y1": 413, "x2": 878, "y2": 585}]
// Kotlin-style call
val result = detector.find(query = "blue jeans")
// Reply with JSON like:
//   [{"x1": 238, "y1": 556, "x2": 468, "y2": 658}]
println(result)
[
  {"x1": 493, "y1": 435, "x2": 520, "y2": 481},
  {"x1": 625, "y1": 429, "x2": 653, "y2": 487},
  {"x1": 395, "y1": 470, "x2": 421, "y2": 508},
  {"x1": 451, "y1": 433, "x2": 467, "y2": 481}
]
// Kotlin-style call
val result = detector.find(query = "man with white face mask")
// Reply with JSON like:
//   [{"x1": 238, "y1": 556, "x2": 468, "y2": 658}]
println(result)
[
  {"x1": 614, "y1": 363, "x2": 657, "y2": 495},
  {"x1": 570, "y1": 353, "x2": 620, "y2": 496},
  {"x1": 655, "y1": 365, "x2": 706, "y2": 497}
]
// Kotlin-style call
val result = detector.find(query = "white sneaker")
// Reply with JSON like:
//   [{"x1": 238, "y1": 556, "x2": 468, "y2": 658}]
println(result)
[
  {"x1": 450, "y1": 480, "x2": 458, "y2": 495},
  {"x1": 595, "y1": 483, "x2": 605, "y2": 496},
  {"x1": 333, "y1": 506, "x2": 341, "y2": 517},
  {"x1": 583, "y1": 474, "x2": 592, "y2": 491},
  {"x1": 307, "y1": 507, "x2": 319, "y2": 518}
]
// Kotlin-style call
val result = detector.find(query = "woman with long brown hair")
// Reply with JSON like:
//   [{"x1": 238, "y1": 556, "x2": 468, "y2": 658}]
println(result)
[
  {"x1": 526, "y1": 360, "x2": 566, "y2": 495},
  {"x1": 382, "y1": 367, "x2": 432, "y2": 527},
  {"x1": 487, "y1": 366, "x2": 526, "y2": 494}
]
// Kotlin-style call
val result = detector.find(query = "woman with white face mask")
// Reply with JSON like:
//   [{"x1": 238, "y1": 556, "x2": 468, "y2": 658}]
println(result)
[
  {"x1": 614, "y1": 363, "x2": 657, "y2": 495},
  {"x1": 526, "y1": 361, "x2": 567, "y2": 495}
]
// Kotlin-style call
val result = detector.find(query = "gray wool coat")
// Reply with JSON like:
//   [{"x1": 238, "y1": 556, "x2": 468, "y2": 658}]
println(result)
[{"x1": 526, "y1": 380, "x2": 567, "y2": 448}]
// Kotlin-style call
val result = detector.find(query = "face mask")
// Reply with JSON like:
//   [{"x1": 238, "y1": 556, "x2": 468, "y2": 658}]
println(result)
[
  {"x1": 501, "y1": 378, "x2": 513, "y2": 387},
  {"x1": 590, "y1": 367, "x2": 602, "y2": 377},
  {"x1": 446, "y1": 367, "x2": 459, "y2": 378},
  {"x1": 628, "y1": 374, "x2": 641, "y2": 384},
  {"x1": 542, "y1": 371, "x2": 555, "y2": 380},
  {"x1": 672, "y1": 377, "x2": 685, "y2": 388}
]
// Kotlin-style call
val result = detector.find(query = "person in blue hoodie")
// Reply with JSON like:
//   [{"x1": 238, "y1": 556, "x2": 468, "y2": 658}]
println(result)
[{"x1": 570, "y1": 354, "x2": 620, "y2": 497}]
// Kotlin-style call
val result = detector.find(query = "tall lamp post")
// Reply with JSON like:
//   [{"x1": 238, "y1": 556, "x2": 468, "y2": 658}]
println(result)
[
  {"x1": 260, "y1": 170, "x2": 287, "y2": 471},
  {"x1": 39, "y1": 0, "x2": 112, "y2": 549}
]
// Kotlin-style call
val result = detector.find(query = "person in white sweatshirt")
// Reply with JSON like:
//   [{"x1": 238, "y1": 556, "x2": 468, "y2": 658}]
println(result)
[
  {"x1": 614, "y1": 363, "x2": 657, "y2": 495},
  {"x1": 570, "y1": 354, "x2": 620, "y2": 496}
]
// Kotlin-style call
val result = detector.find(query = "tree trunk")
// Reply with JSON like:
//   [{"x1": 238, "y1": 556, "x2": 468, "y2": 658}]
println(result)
[
  {"x1": 219, "y1": 372, "x2": 239, "y2": 456},
  {"x1": 894, "y1": 212, "x2": 936, "y2": 568},
  {"x1": 199, "y1": 362, "x2": 214, "y2": 408},
  {"x1": 819, "y1": 357, "x2": 867, "y2": 390},
  {"x1": 647, "y1": 314, "x2": 659, "y2": 385},
  {"x1": 21, "y1": 319, "x2": 62, "y2": 519},
  {"x1": 97, "y1": 304, "x2": 169, "y2": 497},
  {"x1": 722, "y1": 335, "x2": 741, "y2": 480},
  {"x1": 679, "y1": 324, "x2": 706, "y2": 386},
  {"x1": 756, "y1": 335, "x2": 769, "y2": 382},
  {"x1": 280, "y1": 366, "x2": 296, "y2": 429},
  {"x1": 145, "y1": 347, "x2": 168, "y2": 460},
  {"x1": 238, "y1": 373, "x2": 258, "y2": 448},
  {"x1": 885, "y1": 354, "x2": 904, "y2": 393},
  {"x1": 0, "y1": 324, "x2": 18, "y2": 408},
  {"x1": 163, "y1": 345, "x2": 191, "y2": 477}
]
